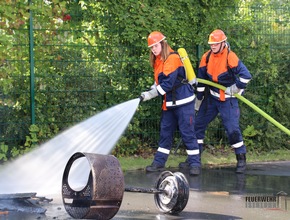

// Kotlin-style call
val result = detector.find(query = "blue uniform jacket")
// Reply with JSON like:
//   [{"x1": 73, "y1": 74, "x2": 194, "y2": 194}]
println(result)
[
  {"x1": 154, "y1": 48, "x2": 195, "y2": 110},
  {"x1": 197, "y1": 46, "x2": 252, "y2": 101}
]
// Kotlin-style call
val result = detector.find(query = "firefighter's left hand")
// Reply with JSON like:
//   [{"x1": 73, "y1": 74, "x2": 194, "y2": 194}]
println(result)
[{"x1": 225, "y1": 84, "x2": 240, "y2": 96}]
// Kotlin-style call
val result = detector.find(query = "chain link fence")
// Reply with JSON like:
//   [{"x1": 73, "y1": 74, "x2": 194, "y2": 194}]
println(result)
[{"x1": 1, "y1": 2, "x2": 289, "y2": 160}]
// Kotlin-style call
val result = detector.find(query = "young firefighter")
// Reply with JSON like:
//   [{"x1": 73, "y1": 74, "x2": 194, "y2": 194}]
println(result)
[
  {"x1": 180, "y1": 29, "x2": 252, "y2": 173},
  {"x1": 140, "y1": 31, "x2": 201, "y2": 175}
]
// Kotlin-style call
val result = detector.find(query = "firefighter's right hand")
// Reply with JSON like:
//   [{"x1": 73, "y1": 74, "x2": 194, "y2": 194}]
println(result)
[
  {"x1": 195, "y1": 98, "x2": 203, "y2": 111},
  {"x1": 141, "y1": 87, "x2": 158, "y2": 102},
  {"x1": 150, "y1": 82, "x2": 157, "y2": 90},
  {"x1": 189, "y1": 78, "x2": 197, "y2": 86},
  {"x1": 225, "y1": 84, "x2": 240, "y2": 96}
]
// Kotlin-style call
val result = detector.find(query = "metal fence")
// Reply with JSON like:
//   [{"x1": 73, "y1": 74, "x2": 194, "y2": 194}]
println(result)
[{"x1": 1, "y1": 2, "x2": 289, "y2": 159}]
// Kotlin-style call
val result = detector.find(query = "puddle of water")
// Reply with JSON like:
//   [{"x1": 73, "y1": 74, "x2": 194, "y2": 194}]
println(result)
[
  {"x1": 124, "y1": 164, "x2": 290, "y2": 195},
  {"x1": 0, "y1": 98, "x2": 140, "y2": 196}
]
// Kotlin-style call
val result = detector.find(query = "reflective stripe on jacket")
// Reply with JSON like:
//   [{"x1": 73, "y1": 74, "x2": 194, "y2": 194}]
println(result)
[
  {"x1": 154, "y1": 48, "x2": 195, "y2": 110},
  {"x1": 197, "y1": 46, "x2": 252, "y2": 101}
]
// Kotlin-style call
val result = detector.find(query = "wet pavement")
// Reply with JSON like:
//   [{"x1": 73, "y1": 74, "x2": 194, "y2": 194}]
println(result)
[{"x1": 1, "y1": 161, "x2": 290, "y2": 220}]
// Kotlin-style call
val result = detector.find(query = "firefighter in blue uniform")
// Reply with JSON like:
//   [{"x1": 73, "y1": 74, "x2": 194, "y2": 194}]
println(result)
[
  {"x1": 180, "y1": 29, "x2": 252, "y2": 173},
  {"x1": 141, "y1": 31, "x2": 201, "y2": 175}
]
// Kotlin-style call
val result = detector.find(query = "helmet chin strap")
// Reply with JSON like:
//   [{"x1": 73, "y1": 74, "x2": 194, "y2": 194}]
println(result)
[{"x1": 212, "y1": 42, "x2": 225, "y2": 54}]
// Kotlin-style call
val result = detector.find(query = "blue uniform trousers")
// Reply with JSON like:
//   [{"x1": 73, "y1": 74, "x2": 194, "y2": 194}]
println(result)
[
  {"x1": 153, "y1": 102, "x2": 200, "y2": 167},
  {"x1": 195, "y1": 95, "x2": 246, "y2": 154}
]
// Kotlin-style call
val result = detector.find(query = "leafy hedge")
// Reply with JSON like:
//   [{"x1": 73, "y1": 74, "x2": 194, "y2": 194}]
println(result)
[{"x1": 0, "y1": 0, "x2": 289, "y2": 161}]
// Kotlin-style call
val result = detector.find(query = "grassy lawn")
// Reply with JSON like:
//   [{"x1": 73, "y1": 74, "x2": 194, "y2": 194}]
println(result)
[{"x1": 117, "y1": 149, "x2": 290, "y2": 172}]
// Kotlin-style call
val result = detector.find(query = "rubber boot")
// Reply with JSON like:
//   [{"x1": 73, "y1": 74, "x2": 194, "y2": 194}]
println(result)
[
  {"x1": 179, "y1": 158, "x2": 190, "y2": 169},
  {"x1": 236, "y1": 153, "x2": 246, "y2": 174},
  {"x1": 189, "y1": 166, "x2": 200, "y2": 176},
  {"x1": 146, "y1": 162, "x2": 165, "y2": 172},
  {"x1": 179, "y1": 144, "x2": 203, "y2": 169}
]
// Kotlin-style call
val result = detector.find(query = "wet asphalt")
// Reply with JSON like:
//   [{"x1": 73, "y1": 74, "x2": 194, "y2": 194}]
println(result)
[{"x1": 1, "y1": 161, "x2": 290, "y2": 220}]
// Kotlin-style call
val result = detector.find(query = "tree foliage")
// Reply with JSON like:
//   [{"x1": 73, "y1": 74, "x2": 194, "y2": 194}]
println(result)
[{"x1": 0, "y1": 0, "x2": 289, "y2": 161}]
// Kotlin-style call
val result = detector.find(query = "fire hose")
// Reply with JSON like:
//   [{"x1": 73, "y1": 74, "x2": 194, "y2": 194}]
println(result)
[
  {"x1": 178, "y1": 47, "x2": 289, "y2": 136},
  {"x1": 197, "y1": 78, "x2": 290, "y2": 136}
]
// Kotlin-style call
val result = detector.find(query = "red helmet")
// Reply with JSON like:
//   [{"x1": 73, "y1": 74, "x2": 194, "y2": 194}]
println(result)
[
  {"x1": 147, "y1": 31, "x2": 166, "y2": 47},
  {"x1": 208, "y1": 29, "x2": 227, "y2": 44}
]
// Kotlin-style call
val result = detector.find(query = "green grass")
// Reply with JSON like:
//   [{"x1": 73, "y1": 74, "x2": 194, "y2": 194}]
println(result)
[{"x1": 117, "y1": 149, "x2": 290, "y2": 172}]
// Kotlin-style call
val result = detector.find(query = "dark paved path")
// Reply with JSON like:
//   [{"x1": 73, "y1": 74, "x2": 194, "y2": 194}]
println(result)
[{"x1": 1, "y1": 161, "x2": 290, "y2": 220}]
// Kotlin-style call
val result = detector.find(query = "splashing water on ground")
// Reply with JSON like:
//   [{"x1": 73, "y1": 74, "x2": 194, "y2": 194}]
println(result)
[{"x1": 0, "y1": 98, "x2": 140, "y2": 196}]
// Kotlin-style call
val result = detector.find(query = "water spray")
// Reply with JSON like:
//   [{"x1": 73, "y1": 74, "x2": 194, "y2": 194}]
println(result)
[
  {"x1": 0, "y1": 98, "x2": 141, "y2": 195},
  {"x1": 197, "y1": 78, "x2": 290, "y2": 136}
]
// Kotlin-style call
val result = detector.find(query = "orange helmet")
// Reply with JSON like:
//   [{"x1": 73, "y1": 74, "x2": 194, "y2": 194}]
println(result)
[
  {"x1": 147, "y1": 31, "x2": 166, "y2": 47},
  {"x1": 208, "y1": 29, "x2": 227, "y2": 44}
]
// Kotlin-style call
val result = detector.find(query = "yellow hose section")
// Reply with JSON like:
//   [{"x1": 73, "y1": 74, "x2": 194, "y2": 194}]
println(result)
[
  {"x1": 197, "y1": 78, "x2": 290, "y2": 136},
  {"x1": 177, "y1": 48, "x2": 196, "y2": 81}
]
